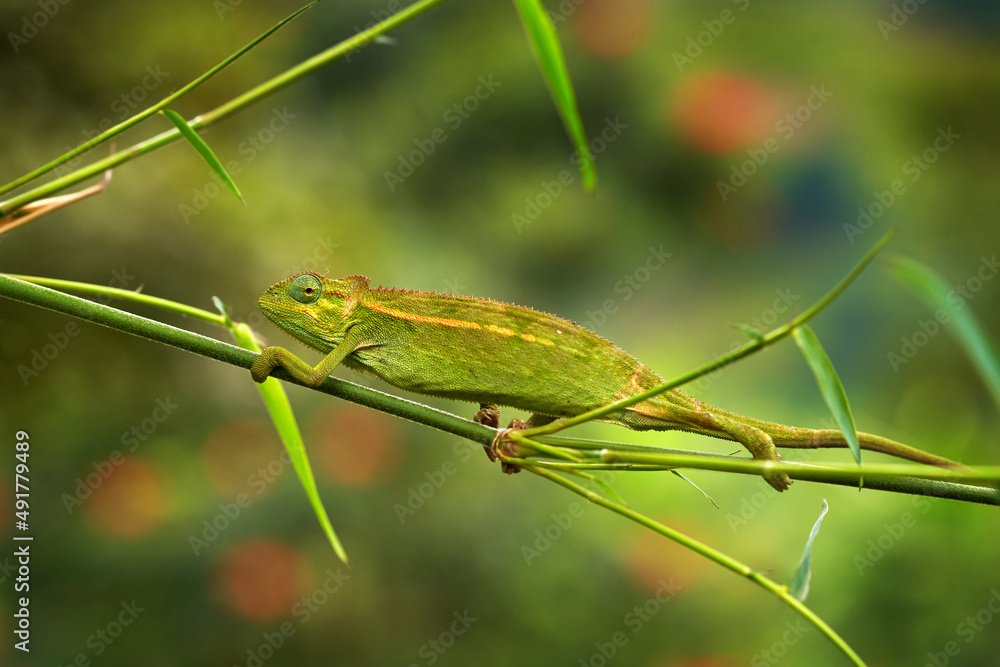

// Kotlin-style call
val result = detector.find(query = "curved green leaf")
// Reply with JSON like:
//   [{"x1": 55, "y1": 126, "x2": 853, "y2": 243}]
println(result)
[
  {"x1": 161, "y1": 109, "x2": 245, "y2": 204},
  {"x1": 886, "y1": 255, "x2": 1000, "y2": 413},
  {"x1": 512, "y1": 0, "x2": 596, "y2": 191},
  {"x1": 788, "y1": 499, "x2": 829, "y2": 601},
  {"x1": 215, "y1": 298, "x2": 349, "y2": 565},
  {"x1": 792, "y1": 325, "x2": 861, "y2": 464}
]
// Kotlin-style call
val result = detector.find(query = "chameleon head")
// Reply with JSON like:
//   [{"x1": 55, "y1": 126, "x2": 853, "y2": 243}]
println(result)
[{"x1": 258, "y1": 272, "x2": 370, "y2": 351}]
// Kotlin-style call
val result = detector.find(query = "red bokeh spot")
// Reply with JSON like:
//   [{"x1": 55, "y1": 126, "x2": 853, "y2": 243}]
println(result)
[
  {"x1": 202, "y1": 418, "x2": 283, "y2": 497},
  {"x1": 218, "y1": 539, "x2": 312, "y2": 621},
  {"x1": 311, "y1": 407, "x2": 402, "y2": 486},
  {"x1": 574, "y1": 0, "x2": 653, "y2": 59},
  {"x1": 87, "y1": 459, "x2": 165, "y2": 538},
  {"x1": 671, "y1": 71, "x2": 775, "y2": 153}
]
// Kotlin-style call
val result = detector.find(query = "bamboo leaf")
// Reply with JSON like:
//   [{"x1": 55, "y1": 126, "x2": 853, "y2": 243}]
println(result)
[
  {"x1": 792, "y1": 325, "x2": 861, "y2": 464},
  {"x1": 215, "y1": 298, "x2": 349, "y2": 564},
  {"x1": 511, "y1": 0, "x2": 596, "y2": 190},
  {"x1": 886, "y1": 255, "x2": 1000, "y2": 413},
  {"x1": 788, "y1": 499, "x2": 829, "y2": 601},
  {"x1": 161, "y1": 109, "x2": 245, "y2": 204}
]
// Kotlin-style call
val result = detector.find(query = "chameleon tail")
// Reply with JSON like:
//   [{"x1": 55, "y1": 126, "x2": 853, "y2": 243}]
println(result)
[
  {"x1": 768, "y1": 427, "x2": 969, "y2": 470},
  {"x1": 696, "y1": 402, "x2": 969, "y2": 470}
]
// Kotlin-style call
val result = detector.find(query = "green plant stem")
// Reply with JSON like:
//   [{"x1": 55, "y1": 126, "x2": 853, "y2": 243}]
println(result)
[
  {"x1": 0, "y1": 274, "x2": 489, "y2": 444},
  {"x1": 519, "y1": 228, "x2": 897, "y2": 439},
  {"x1": 7, "y1": 274, "x2": 225, "y2": 325},
  {"x1": 0, "y1": 1, "x2": 319, "y2": 198},
  {"x1": 527, "y1": 466, "x2": 866, "y2": 666},
  {"x1": 0, "y1": 0, "x2": 447, "y2": 217},
  {"x1": 503, "y1": 447, "x2": 1000, "y2": 506},
  {"x1": 2, "y1": 273, "x2": 996, "y2": 507}
]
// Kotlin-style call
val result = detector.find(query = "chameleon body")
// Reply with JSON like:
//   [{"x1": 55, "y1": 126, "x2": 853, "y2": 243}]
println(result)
[{"x1": 250, "y1": 272, "x2": 964, "y2": 491}]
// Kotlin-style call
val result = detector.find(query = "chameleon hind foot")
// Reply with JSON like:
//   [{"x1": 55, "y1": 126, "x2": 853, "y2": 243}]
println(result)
[
  {"x1": 491, "y1": 419, "x2": 527, "y2": 474},
  {"x1": 473, "y1": 403, "x2": 526, "y2": 474}
]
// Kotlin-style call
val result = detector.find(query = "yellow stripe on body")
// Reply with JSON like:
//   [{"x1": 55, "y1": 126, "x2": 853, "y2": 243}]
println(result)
[
  {"x1": 364, "y1": 301, "x2": 482, "y2": 329},
  {"x1": 364, "y1": 299, "x2": 565, "y2": 348}
]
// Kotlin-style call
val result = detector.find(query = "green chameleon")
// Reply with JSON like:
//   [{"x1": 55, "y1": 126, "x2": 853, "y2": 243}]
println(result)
[{"x1": 250, "y1": 271, "x2": 964, "y2": 490}]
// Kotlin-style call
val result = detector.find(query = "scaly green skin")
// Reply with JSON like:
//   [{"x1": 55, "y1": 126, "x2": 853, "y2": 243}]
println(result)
[{"x1": 250, "y1": 272, "x2": 966, "y2": 491}]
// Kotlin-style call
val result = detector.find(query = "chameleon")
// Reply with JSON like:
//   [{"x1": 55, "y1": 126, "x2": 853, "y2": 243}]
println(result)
[{"x1": 249, "y1": 271, "x2": 965, "y2": 491}]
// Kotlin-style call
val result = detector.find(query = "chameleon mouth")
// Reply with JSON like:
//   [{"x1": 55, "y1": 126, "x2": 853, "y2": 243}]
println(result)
[{"x1": 257, "y1": 297, "x2": 294, "y2": 328}]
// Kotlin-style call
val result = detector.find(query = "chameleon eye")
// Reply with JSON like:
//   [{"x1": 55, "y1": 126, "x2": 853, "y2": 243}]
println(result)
[{"x1": 288, "y1": 273, "x2": 323, "y2": 305}]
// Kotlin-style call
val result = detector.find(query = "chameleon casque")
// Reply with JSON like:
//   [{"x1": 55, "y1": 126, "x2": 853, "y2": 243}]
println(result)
[{"x1": 249, "y1": 271, "x2": 964, "y2": 491}]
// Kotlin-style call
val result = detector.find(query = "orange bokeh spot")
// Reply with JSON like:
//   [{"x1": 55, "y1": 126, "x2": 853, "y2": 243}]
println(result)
[
  {"x1": 86, "y1": 459, "x2": 165, "y2": 538},
  {"x1": 202, "y1": 418, "x2": 283, "y2": 497},
  {"x1": 671, "y1": 71, "x2": 775, "y2": 153},
  {"x1": 573, "y1": 0, "x2": 653, "y2": 59},
  {"x1": 218, "y1": 539, "x2": 312, "y2": 621},
  {"x1": 620, "y1": 520, "x2": 707, "y2": 593},
  {"x1": 311, "y1": 407, "x2": 402, "y2": 487}
]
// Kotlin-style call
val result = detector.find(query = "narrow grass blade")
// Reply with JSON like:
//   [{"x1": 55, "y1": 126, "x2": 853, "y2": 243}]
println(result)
[
  {"x1": 511, "y1": 0, "x2": 596, "y2": 190},
  {"x1": 0, "y1": 0, "x2": 318, "y2": 197},
  {"x1": 792, "y1": 325, "x2": 861, "y2": 464},
  {"x1": 886, "y1": 255, "x2": 1000, "y2": 413},
  {"x1": 788, "y1": 499, "x2": 829, "y2": 601},
  {"x1": 161, "y1": 109, "x2": 245, "y2": 204},
  {"x1": 215, "y1": 298, "x2": 349, "y2": 564}
]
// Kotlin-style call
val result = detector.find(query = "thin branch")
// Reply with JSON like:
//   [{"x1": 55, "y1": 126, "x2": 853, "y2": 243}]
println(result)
[
  {"x1": 527, "y1": 466, "x2": 866, "y2": 666},
  {"x1": 0, "y1": 274, "x2": 490, "y2": 443},
  {"x1": 517, "y1": 228, "x2": 897, "y2": 438},
  {"x1": 0, "y1": 0, "x2": 447, "y2": 216},
  {"x1": 1, "y1": 273, "x2": 996, "y2": 507}
]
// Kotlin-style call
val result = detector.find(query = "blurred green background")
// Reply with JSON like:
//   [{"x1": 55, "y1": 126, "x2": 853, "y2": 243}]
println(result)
[{"x1": 2, "y1": 0, "x2": 999, "y2": 665}]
